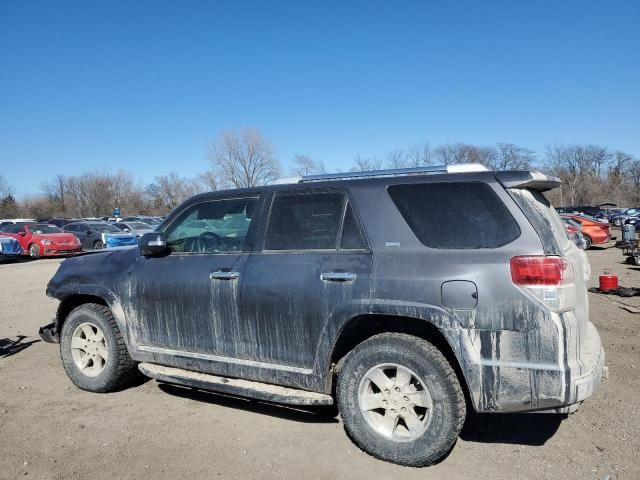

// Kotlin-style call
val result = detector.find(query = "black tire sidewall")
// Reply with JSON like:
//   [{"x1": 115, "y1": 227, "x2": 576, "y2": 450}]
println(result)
[
  {"x1": 337, "y1": 334, "x2": 464, "y2": 466},
  {"x1": 60, "y1": 306, "x2": 123, "y2": 392}
]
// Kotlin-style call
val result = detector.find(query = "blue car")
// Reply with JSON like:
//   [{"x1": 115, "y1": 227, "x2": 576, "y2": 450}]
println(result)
[{"x1": 0, "y1": 235, "x2": 23, "y2": 259}]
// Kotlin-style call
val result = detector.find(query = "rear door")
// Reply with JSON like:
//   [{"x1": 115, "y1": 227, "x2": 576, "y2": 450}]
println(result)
[{"x1": 238, "y1": 189, "x2": 372, "y2": 368}]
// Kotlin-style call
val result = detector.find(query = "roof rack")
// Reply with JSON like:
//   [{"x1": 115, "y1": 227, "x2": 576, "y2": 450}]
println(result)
[{"x1": 299, "y1": 163, "x2": 489, "y2": 183}]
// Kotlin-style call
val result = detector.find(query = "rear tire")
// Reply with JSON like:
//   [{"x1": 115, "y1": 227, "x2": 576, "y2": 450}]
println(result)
[
  {"x1": 93, "y1": 240, "x2": 104, "y2": 250},
  {"x1": 583, "y1": 235, "x2": 592, "y2": 250},
  {"x1": 29, "y1": 244, "x2": 40, "y2": 259},
  {"x1": 336, "y1": 333, "x2": 466, "y2": 467},
  {"x1": 60, "y1": 303, "x2": 138, "y2": 392}
]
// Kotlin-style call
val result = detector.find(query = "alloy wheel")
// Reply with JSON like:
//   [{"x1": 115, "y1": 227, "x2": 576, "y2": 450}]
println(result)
[
  {"x1": 70, "y1": 322, "x2": 109, "y2": 377},
  {"x1": 358, "y1": 363, "x2": 433, "y2": 442}
]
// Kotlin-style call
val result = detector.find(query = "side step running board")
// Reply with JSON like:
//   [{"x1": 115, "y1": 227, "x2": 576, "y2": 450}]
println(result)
[{"x1": 138, "y1": 363, "x2": 333, "y2": 406}]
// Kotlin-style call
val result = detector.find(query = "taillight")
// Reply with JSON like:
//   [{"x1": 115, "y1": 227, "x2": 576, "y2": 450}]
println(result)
[
  {"x1": 511, "y1": 256, "x2": 567, "y2": 286},
  {"x1": 510, "y1": 256, "x2": 576, "y2": 312}
]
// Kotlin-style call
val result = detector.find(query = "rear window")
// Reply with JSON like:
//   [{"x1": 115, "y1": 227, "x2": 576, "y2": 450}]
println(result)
[{"x1": 388, "y1": 182, "x2": 520, "y2": 249}]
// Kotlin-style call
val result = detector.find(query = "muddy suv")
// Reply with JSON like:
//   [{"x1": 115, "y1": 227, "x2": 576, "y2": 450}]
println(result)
[{"x1": 40, "y1": 164, "x2": 605, "y2": 466}]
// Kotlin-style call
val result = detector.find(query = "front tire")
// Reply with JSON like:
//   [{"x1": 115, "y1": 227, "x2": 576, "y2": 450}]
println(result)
[
  {"x1": 336, "y1": 333, "x2": 466, "y2": 467},
  {"x1": 583, "y1": 235, "x2": 592, "y2": 250},
  {"x1": 29, "y1": 244, "x2": 40, "y2": 259},
  {"x1": 93, "y1": 240, "x2": 104, "y2": 250},
  {"x1": 60, "y1": 303, "x2": 138, "y2": 392}
]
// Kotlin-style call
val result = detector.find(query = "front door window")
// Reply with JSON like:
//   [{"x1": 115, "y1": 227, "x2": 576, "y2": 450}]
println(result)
[{"x1": 164, "y1": 197, "x2": 259, "y2": 254}]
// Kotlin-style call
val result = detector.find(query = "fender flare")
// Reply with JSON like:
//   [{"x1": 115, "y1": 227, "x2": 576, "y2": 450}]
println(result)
[
  {"x1": 311, "y1": 299, "x2": 462, "y2": 377},
  {"x1": 52, "y1": 284, "x2": 129, "y2": 348}
]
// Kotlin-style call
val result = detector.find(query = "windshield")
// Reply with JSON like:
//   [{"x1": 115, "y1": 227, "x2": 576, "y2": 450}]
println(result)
[
  {"x1": 28, "y1": 225, "x2": 63, "y2": 234},
  {"x1": 127, "y1": 222, "x2": 152, "y2": 230},
  {"x1": 88, "y1": 223, "x2": 120, "y2": 233}
]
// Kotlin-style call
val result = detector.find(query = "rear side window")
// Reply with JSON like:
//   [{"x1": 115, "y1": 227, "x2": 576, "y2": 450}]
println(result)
[
  {"x1": 265, "y1": 192, "x2": 344, "y2": 250},
  {"x1": 388, "y1": 182, "x2": 520, "y2": 249},
  {"x1": 340, "y1": 203, "x2": 367, "y2": 250}
]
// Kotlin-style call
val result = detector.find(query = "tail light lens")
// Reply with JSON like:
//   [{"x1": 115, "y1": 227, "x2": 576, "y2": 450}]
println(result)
[{"x1": 510, "y1": 256, "x2": 576, "y2": 312}]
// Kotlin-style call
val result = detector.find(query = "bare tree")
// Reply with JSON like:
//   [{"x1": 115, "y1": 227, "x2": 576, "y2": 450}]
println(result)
[
  {"x1": 197, "y1": 170, "x2": 218, "y2": 192},
  {"x1": 385, "y1": 149, "x2": 407, "y2": 169},
  {"x1": 433, "y1": 143, "x2": 469, "y2": 165},
  {"x1": 209, "y1": 128, "x2": 282, "y2": 188},
  {"x1": 406, "y1": 143, "x2": 432, "y2": 167},
  {"x1": 351, "y1": 155, "x2": 382, "y2": 172},
  {"x1": 0, "y1": 175, "x2": 12, "y2": 198},
  {"x1": 289, "y1": 154, "x2": 325, "y2": 176},
  {"x1": 545, "y1": 144, "x2": 612, "y2": 206},
  {"x1": 146, "y1": 172, "x2": 200, "y2": 212},
  {"x1": 0, "y1": 176, "x2": 19, "y2": 218},
  {"x1": 490, "y1": 143, "x2": 535, "y2": 170}
]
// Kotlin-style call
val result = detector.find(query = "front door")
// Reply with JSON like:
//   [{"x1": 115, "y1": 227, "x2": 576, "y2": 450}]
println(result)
[
  {"x1": 239, "y1": 189, "x2": 373, "y2": 369},
  {"x1": 128, "y1": 194, "x2": 262, "y2": 355}
]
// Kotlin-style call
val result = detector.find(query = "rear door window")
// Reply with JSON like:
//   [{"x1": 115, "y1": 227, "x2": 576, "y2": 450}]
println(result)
[
  {"x1": 388, "y1": 182, "x2": 520, "y2": 249},
  {"x1": 265, "y1": 191, "x2": 344, "y2": 251}
]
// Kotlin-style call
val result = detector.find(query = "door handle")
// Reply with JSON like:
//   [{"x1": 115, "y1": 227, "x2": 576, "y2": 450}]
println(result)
[
  {"x1": 210, "y1": 271, "x2": 240, "y2": 281},
  {"x1": 320, "y1": 271, "x2": 357, "y2": 282}
]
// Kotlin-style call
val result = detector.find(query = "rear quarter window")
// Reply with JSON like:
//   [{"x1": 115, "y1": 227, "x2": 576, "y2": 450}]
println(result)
[{"x1": 387, "y1": 182, "x2": 520, "y2": 249}]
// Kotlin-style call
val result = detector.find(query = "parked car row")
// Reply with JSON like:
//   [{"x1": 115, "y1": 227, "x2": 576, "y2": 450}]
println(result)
[
  {"x1": 556, "y1": 205, "x2": 610, "y2": 222},
  {"x1": 63, "y1": 222, "x2": 138, "y2": 250},
  {"x1": 0, "y1": 223, "x2": 82, "y2": 258},
  {"x1": 0, "y1": 215, "x2": 162, "y2": 259}
]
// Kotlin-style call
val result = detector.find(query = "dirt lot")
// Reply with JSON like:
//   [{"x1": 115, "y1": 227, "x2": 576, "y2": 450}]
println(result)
[{"x1": 1, "y1": 245, "x2": 639, "y2": 480}]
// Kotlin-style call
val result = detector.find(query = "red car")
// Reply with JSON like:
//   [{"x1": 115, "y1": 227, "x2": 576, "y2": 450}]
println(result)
[
  {"x1": 0, "y1": 223, "x2": 81, "y2": 258},
  {"x1": 563, "y1": 215, "x2": 611, "y2": 249}
]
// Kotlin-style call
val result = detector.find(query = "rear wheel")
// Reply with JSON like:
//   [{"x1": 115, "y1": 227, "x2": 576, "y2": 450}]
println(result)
[
  {"x1": 60, "y1": 303, "x2": 138, "y2": 392},
  {"x1": 93, "y1": 240, "x2": 104, "y2": 250},
  {"x1": 583, "y1": 235, "x2": 592, "y2": 250},
  {"x1": 29, "y1": 244, "x2": 40, "y2": 259},
  {"x1": 336, "y1": 333, "x2": 466, "y2": 467}
]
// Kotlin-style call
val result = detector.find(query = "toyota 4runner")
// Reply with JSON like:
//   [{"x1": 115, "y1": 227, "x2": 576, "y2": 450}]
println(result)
[{"x1": 39, "y1": 164, "x2": 605, "y2": 466}]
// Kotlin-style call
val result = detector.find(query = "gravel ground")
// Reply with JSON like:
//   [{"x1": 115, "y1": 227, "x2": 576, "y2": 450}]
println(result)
[{"x1": 0, "y1": 244, "x2": 638, "y2": 480}]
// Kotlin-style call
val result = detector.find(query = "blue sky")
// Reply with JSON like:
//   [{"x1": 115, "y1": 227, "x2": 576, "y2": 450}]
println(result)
[{"x1": 1, "y1": 1, "x2": 639, "y2": 194}]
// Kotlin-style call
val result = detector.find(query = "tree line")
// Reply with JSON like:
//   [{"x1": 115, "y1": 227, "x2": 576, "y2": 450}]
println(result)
[{"x1": 0, "y1": 127, "x2": 638, "y2": 219}]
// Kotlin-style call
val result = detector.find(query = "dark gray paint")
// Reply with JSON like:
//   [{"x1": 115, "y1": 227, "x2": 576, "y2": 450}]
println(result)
[{"x1": 45, "y1": 170, "x2": 604, "y2": 413}]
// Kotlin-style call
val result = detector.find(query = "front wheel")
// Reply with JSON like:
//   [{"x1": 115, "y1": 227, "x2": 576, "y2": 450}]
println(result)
[
  {"x1": 60, "y1": 303, "x2": 138, "y2": 392},
  {"x1": 29, "y1": 244, "x2": 40, "y2": 259},
  {"x1": 336, "y1": 333, "x2": 466, "y2": 467},
  {"x1": 93, "y1": 240, "x2": 104, "y2": 250},
  {"x1": 583, "y1": 235, "x2": 592, "y2": 250}
]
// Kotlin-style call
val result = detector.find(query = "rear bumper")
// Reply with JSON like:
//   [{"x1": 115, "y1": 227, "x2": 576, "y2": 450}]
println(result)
[
  {"x1": 555, "y1": 320, "x2": 605, "y2": 412},
  {"x1": 453, "y1": 318, "x2": 605, "y2": 414}
]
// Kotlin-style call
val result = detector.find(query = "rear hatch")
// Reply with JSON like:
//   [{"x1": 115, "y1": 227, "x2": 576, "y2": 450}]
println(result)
[{"x1": 497, "y1": 171, "x2": 590, "y2": 323}]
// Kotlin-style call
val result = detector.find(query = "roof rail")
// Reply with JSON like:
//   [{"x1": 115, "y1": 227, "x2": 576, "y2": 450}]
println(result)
[{"x1": 301, "y1": 163, "x2": 488, "y2": 183}]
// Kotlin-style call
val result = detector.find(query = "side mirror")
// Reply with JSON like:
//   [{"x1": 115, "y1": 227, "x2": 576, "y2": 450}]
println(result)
[
  {"x1": 124, "y1": 228, "x2": 130, "y2": 232},
  {"x1": 86, "y1": 230, "x2": 93, "y2": 235},
  {"x1": 18, "y1": 231, "x2": 26, "y2": 237},
  {"x1": 139, "y1": 232, "x2": 168, "y2": 256}
]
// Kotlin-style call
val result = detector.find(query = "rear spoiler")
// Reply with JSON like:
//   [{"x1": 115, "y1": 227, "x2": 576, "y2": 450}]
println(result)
[{"x1": 495, "y1": 171, "x2": 561, "y2": 192}]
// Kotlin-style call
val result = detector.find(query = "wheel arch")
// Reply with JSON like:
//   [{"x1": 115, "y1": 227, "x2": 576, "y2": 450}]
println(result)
[
  {"x1": 52, "y1": 285, "x2": 129, "y2": 350},
  {"x1": 56, "y1": 294, "x2": 109, "y2": 332},
  {"x1": 326, "y1": 313, "x2": 472, "y2": 408}
]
